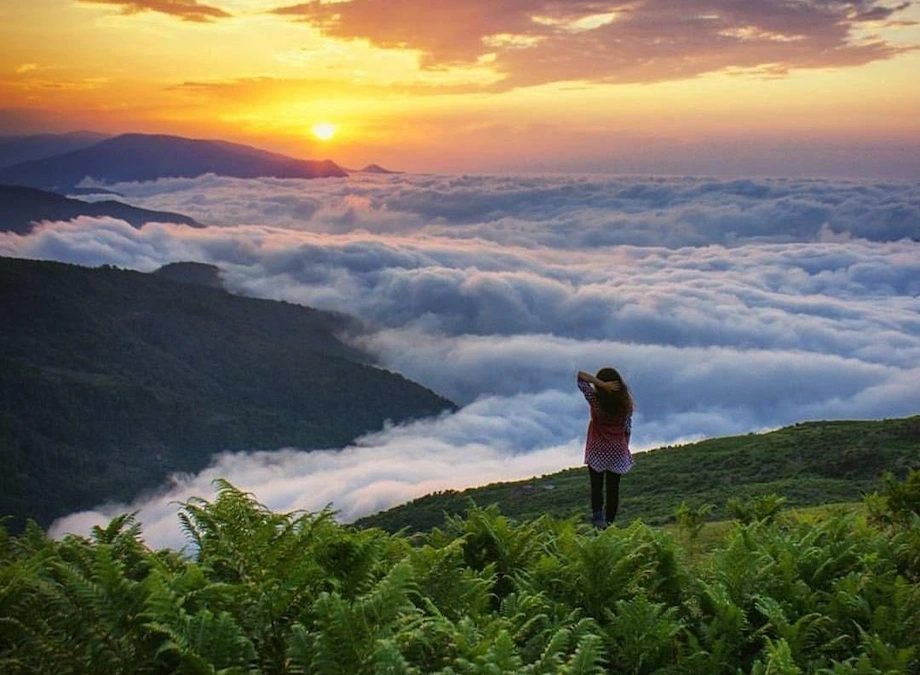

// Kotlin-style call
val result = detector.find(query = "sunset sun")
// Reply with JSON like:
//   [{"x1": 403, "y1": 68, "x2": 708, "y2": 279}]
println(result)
[{"x1": 311, "y1": 122, "x2": 338, "y2": 141}]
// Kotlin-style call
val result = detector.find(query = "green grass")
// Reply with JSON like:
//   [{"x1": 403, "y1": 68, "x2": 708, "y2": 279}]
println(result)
[
  {"x1": 662, "y1": 502, "x2": 867, "y2": 556},
  {"x1": 357, "y1": 416, "x2": 920, "y2": 533}
]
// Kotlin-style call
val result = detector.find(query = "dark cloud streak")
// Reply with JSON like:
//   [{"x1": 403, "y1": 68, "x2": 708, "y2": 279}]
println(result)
[{"x1": 79, "y1": 0, "x2": 231, "y2": 22}]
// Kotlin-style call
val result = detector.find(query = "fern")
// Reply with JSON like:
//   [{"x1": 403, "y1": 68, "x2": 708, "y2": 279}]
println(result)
[
  {"x1": 727, "y1": 494, "x2": 788, "y2": 525},
  {"x1": 674, "y1": 501, "x2": 713, "y2": 542},
  {"x1": 752, "y1": 594, "x2": 837, "y2": 669},
  {"x1": 446, "y1": 505, "x2": 541, "y2": 605},
  {"x1": 370, "y1": 638, "x2": 419, "y2": 675},
  {"x1": 603, "y1": 591, "x2": 684, "y2": 675},
  {"x1": 46, "y1": 541, "x2": 152, "y2": 672},
  {"x1": 561, "y1": 632, "x2": 605, "y2": 675},
  {"x1": 750, "y1": 637, "x2": 803, "y2": 675},
  {"x1": 302, "y1": 560, "x2": 418, "y2": 675},
  {"x1": 149, "y1": 607, "x2": 255, "y2": 674},
  {"x1": 389, "y1": 607, "x2": 459, "y2": 673},
  {"x1": 568, "y1": 524, "x2": 656, "y2": 620},
  {"x1": 526, "y1": 626, "x2": 572, "y2": 674},
  {"x1": 450, "y1": 629, "x2": 523, "y2": 674},
  {"x1": 409, "y1": 539, "x2": 493, "y2": 622},
  {"x1": 4, "y1": 475, "x2": 920, "y2": 674}
]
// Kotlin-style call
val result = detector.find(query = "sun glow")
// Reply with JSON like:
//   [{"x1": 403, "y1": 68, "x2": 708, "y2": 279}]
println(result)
[{"x1": 311, "y1": 122, "x2": 338, "y2": 141}]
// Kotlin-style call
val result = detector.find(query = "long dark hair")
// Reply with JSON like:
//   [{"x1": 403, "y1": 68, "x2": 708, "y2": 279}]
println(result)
[{"x1": 595, "y1": 367, "x2": 634, "y2": 418}]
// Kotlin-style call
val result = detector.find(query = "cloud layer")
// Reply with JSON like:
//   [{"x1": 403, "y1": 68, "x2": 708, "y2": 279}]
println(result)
[
  {"x1": 2, "y1": 172, "x2": 917, "y2": 547},
  {"x1": 79, "y1": 172, "x2": 920, "y2": 244},
  {"x1": 271, "y1": 0, "x2": 914, "y2": 87}
]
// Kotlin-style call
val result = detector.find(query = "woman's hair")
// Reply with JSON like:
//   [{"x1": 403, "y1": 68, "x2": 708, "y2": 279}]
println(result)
[{"x1": 595, "y1": 367, "x2": 634, "y2": 418}]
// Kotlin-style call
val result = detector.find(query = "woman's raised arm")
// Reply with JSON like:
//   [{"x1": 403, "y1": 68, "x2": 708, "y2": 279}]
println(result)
[{"x1": 577, "y1": 371, "x2": 620, "y2": 392}]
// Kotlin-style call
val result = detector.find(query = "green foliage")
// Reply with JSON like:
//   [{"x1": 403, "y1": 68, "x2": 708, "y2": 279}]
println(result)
[
  {"x1": 2, "y1": 473, "x2": 920, "y2": 674},
  {"x1": 604, "y1": 592, "x2": 684, "y2": 674},
  {"x1": 674, "y1": 501, "x2": 714, "y2": 541},
  {"x1": 867, "y1": 471, "x2": 920, "y2": 528},
  {"x1": 727, "y1": 494, "x2": 789, "y2": 525},
  {"x1": 358, "y1": 416, "x2": 920, "y2": 533}
]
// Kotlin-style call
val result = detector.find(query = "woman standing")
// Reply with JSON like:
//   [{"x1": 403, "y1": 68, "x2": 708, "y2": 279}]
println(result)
[{"x1": 577, "y1": 368, "x2": 634, "y2": 529}]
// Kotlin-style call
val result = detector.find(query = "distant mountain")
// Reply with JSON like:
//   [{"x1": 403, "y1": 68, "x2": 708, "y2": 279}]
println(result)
[
  {"x1": 0, "y1": 133, "x2": 349, "y2": 192},
  {"x1": 359, "y1": 163, "x2": 401, "y2": 174},
  {"x1": 0, "y1": 131, "x2": 110, "y2": 168},
  {"x1": 0, "y1": 184, "x2": 202, "y2": 234},
  {"x1": 151, "y1": 261, "x2": 224, "y2": 289},
  {"x1": 0, "y1": 256, "x2": 454, "y2": 529},
  {"x1": 357, "y1": 416, "x2": 920, "y2": 533},
  {"x1": 68, "y1": 186, "x2": 124, "y2": 197}
]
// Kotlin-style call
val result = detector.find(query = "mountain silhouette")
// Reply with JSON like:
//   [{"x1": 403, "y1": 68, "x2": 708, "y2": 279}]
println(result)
[
  {"x1": 0, "y1": 184, "x2": 202, "y2": 234},
  {"x1": 0, "y1": 133, "x2": 349, "y2": 191},
  {"x1": 359, "y1": 163, "x2": 401, "y2": 174},
  {"x1": 0, "y1": 131, "x2": 110, "y2": 168},
  {"x1": 151, "y1": 261, "x2": 224, "y2": 289}
]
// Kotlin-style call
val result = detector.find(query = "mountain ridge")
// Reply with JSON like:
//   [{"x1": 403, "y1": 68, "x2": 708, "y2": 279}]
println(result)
[
  {"x1": 151, "y1": 261, "x2": 224, "y2": 289},
  {"x1": 0, "y1": 133, "x2": 349, "y2": 191},
  {"x1": 357, "y1": 163, "x2": 401, "y2": 174},
  {"x1": 0, "y1": 131, "x2": 110, "y2": 168},
  {"x1": 0, "y1": 184, "x2": 202, "y2": 233}
]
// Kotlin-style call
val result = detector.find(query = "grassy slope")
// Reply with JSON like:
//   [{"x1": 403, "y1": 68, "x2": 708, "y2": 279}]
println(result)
[{"x1": 357, "y1": 416, "x2": 920, "y2": 533}]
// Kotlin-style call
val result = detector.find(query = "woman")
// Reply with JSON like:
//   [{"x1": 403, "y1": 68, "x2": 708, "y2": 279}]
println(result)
[{"x1": 577, "y1": 368, "x2": 634, "y2": 528}]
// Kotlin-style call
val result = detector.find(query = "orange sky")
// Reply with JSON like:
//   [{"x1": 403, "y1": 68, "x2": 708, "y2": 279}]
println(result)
[{"x1": 2, "y1": 0, "x2": 919, "y2": 177}]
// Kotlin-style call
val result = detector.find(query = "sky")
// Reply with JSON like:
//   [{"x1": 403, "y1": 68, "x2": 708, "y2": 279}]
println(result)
[
  {"x1": 1, "y1": 172, "x2": 916, "y2": 547},
  {"x1": 2, "y1": 0, "x2": 920, "y2": 176}
]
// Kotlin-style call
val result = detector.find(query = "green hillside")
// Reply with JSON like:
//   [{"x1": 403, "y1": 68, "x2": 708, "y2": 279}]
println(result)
[
  {"x1": 0, "y1": 256, "x2": 454, "y2": 529},
  {"x1": 357, "y1": 416, "x2": 920, "y2": 532}
]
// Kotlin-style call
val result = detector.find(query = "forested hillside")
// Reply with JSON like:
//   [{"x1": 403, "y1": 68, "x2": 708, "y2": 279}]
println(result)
[
  {"x1": 1, "y1": 472, "x2": 918, "y2": 674},
  {"x1": 358, "y1": 417, "x2": 920, "y2": 533},
  {"x1": 0, "y1": 256, "x2": 453, "y2": 529},
  {"x1": 0, "y1": 184, "x2": 202, "y2": 234}
]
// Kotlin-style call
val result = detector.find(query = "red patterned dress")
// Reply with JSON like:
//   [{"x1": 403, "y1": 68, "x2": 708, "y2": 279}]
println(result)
[{"x1": 578, "y1": 379, "x2": 634, "y2": 474}]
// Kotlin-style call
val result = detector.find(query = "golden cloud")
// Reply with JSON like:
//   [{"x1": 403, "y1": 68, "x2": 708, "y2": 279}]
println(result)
[{"x1": 269, "y1": 0, "x2": 914, "y2": 87}]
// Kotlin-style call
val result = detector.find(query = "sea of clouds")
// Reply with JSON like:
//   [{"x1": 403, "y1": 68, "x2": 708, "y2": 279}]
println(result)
[{"x1": 2, "y1": 172, "x2": 918, "y2": 549}]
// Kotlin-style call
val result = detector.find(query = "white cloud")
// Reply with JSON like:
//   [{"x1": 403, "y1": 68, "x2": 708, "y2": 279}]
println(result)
[
  {"x1": 3, "y1": 172, "x2": 916, "y2": 547},
  {"x1": 77, "y1": 173, "x2": 920, "y2": 246},
  {"x1": 49, "y1": 393, "x2": 588, "y2": 550}
]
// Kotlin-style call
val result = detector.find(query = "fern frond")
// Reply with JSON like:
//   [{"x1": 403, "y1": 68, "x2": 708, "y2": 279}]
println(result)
[
  {"x1": 561, "y1": 633, "x2": 605, "y2": 675},
  {"x1": 528, "y1": 626, "x2": 571, "y2": 674},
  {"x1": 749, "y1": 637, "x2": 803, "y2": 675},
  {"x1": 370, "y1": 638, "x2": 418, "y2": 675}
]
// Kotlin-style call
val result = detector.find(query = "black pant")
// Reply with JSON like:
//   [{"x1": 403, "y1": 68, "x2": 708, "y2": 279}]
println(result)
[{"x1": 589, "y1": 468, "x2": 621, "y2": 522}]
